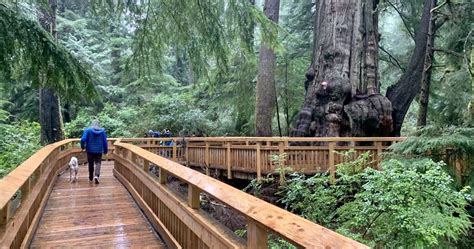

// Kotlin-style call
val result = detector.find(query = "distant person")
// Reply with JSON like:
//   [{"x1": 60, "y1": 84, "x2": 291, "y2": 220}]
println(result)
[
  {"x1": 80, "y1": 119, "x2": 108, "y2": 184},
  {"x1": 165, "y1": 129, "x2": 173, "y2": 146}
]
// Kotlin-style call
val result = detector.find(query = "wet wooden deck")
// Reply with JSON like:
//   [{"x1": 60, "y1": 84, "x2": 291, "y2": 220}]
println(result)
[{"x1": 30, "y1": 161, "x2": 165, "y2": 248}]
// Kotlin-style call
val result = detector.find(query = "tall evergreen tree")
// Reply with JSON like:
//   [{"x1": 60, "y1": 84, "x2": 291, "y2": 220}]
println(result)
[
  {"x1": 38, "y1": 0, "x2": 65, "y2": 144},
  {"x1": 255, "y1": 0, "x2": 280, "y2": 136}
]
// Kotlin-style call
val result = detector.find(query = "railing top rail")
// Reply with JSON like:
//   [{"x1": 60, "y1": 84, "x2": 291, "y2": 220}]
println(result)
[
  {"x1": 121, "y1": 136, "x2": 406, "y2": 142},
  {"x1": 0, "y1": 139, "x2": 79, "y2": 208},
  {"x1": 114, "y1": 140, "x2": 368, "y2": 248}
]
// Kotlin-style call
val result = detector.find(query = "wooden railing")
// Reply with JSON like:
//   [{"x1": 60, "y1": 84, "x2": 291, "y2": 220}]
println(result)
[
  {"x1": 123, "y1": 137, "x2": 406, "y2": 181},
  {"x1": 0, "y1": 139, "x2": 84, "y2": 248},
  {"x1": 0, "y1": 139, "x2": 117, "y2": 248},
  {"x1": 113, "y1": 139, "x2": 368, "y2": 248}
]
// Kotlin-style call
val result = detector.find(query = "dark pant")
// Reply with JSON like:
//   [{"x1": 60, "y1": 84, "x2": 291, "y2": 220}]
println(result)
[{"x1": 87, "y1": 152, "x2": 102, "y2": 181}]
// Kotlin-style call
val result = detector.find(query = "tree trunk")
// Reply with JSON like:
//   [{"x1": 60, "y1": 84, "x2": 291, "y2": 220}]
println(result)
[
  {"x1": 292, "y1": 0, "x2": 434, "y2": 138},
  {"x1": 292, "y1": 0, "x2": 393, "y2": 138},
  {"x1": 386, "y1": 0, "x2": 434, "y2": 135},
  {"x1": 417, "y1": 0, "x2": 437, "y2": 127},
  {"x1": 39, "y1": 0, "x2": 65, "y2": 144},
  {"x1": 255, "y1": 0, "x2": 280, "y2": 136}
]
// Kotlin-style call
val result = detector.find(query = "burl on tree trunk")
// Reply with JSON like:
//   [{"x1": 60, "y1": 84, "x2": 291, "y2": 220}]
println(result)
[
  {"x1": 292, "y1": 0, "x2": 393, "y2": 138},
  {"x1": 292, "y1": 0, "x2": 432, "y2": 137}
]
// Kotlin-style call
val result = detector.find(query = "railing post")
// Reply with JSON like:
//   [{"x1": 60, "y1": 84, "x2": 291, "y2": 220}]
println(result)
[
  {"x1": 247, "y1": 220, "x2": 267, "y2": 249},
  {"x1": 185, "y1": 143, "x2": 189, "y2": 167},
  {"x1": 279, "y1": 142, "x2": 284, "y2": 154},
  {"x1": 20, "y1": 177, "x2": 31, "y2": 197},
  {"x1": 329, "y1": 142, "x2": 336, "y2": 184},
  {"x1": 256, "y1": 142, "x2": 262, "y2": 182},
  {"x1": 375, "y1": 141, "x2": 383, "y2": 169},
  {"x1": 188, "y1": 185, "x2": 201, "y2": 209},
  {"x1": 172, "y1": 139, "x2": 177, "y2": 161},
  {"x1": 226, "y1": 142, "x2": 232, "y2": 179},
  {"x1": 143, "y1": 160, "x2": 149, "y2": 172},
  {"x1": 205, "y1": 142, "x2": 210, "y2": 176},
  {"x1": 158, "y1": 168, "x2": 167, "y2": 184},
  {"x1": 455, "y1": 157, "x2": 464, "y2": 183},
  {"x1": 0, "y1": 201, "x2": 11, "y2": 225}
]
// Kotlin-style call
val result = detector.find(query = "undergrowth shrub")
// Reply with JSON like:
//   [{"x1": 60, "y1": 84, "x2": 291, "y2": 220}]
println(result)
[
  {"x1": 0, "y1": 121, "x2": 41, "y2": 178},
  {"x1": 275, "y1": 151, "x2": 471, "y2": 247}
]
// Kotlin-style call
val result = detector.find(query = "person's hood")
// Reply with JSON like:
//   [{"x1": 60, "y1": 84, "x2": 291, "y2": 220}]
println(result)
[{"x1": 91, "y1": 128, "x2": 105, "y2": 135}]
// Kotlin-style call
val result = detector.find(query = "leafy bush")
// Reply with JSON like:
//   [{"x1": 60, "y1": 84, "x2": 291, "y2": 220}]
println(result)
[
  {"x1": 278, "y1": 153, "x2": 471, "y2": 247},
  {"x1": 338, "y1": 159, "x2": 471, "y2": 247},
  {"x1": 0, "y1": 121, "x2": 41, "y2": 178},
  {"x1": 278, "y1": 151, "x2": 371, "y2": 228}
]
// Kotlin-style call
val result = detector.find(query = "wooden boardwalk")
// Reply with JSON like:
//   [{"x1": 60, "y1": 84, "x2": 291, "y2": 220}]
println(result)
[{"x1": 30, "y1": 161, "x2": 165, "y2": 248}]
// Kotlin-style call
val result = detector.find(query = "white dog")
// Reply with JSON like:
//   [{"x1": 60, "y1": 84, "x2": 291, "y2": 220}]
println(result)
[{"x1": 69, "y1": 156, "x2": 79, "y2": 182}]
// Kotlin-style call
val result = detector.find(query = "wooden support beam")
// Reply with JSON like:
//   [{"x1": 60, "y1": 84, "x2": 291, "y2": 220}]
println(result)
[
  {"x1": 247, "y1": 220, "x2": 267, "y2": 249},
  {"x1": 205, "y1": 142, "x2": 210, "y2": 176},
  {"x1": 188, "y1": 185, "x2": 201, "y2": 209},
  {"x1": 20, "y1": 177, "x2": 31, "y2": 197},
  {"x1": 226, "y1": 142, "x2": 232, "y2": 179},
  {"x1": 256, "y1": 142, "x2": 262, "y2": 182},
  {"x1": 172, "y1": 139, "x2": 177, "y2": 161},
  {"x1": 279, "y1": 142, "x2": 284, "y2": 154},
  {"x1": 375, "y1": 141, "x2": 383, "y2": 169},
  {"x1": 158, "y1": 168, "x2": 167, "y2": 184},
  {"x1": 455, "y1": 157, "x2": 464, "y2": 183},
  {"x1": 143, "y1": 160, "x2": 150, "y2": 172},
  {"x1": 329, "y1": 142, "x2": 336, "y2": 184},
  {"x1": 0, "y1": 201, "x2": 11, "y2": 225},
  {"x1": 185, "y1": 145, "x2": 189, "y2": 167}
]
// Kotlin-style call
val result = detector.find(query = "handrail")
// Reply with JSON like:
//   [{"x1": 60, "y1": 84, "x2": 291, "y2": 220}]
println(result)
[
  {"x1": 0, "y1": 139, "x2": 75, "y2": 209},
  {"x1": 0, "y1": 139, "x2": 86, "y2": 248},
  {"x1": 122, "y1": 136, "x2": 407, "y2": 142},
  {"x1": 113, "y1": 140, "x2": 368, "y2": 248},
  {"x1": 124, "y1": 136, "x2": 406, "y2": 181}
]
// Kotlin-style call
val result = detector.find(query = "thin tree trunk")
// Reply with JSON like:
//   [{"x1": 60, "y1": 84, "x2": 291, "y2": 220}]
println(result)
[
  {"x1": 275, "y1": 86, "x2": 282, "y2": 137},
  {"x1": 285, "y1": 58, "x2": 290, "y2": 136},
  {"x1": 255, "y1": 0, "x2": 280, "y2": 136},
  {"x1": 39, "y1": 0, "x2": 65, "y2": 144},
  {"x1": 417, "y1": 0, "x2": 437, "y2": 127},
  {"x1": 386, "y1": 0, "x2": 434, "y2": 135}
]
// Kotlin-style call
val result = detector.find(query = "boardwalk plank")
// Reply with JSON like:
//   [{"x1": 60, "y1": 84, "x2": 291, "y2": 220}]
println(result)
[{"x1": 30, "y1": 161, "x2": 165, "y2": 248}]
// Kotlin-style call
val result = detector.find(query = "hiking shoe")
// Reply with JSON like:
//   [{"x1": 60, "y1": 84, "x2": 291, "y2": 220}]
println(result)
[{"x1": 94, "y1": 177, "x2": 99, "y2": 184}]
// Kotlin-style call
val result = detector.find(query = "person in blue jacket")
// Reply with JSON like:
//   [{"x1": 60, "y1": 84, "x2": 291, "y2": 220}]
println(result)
[{"x1": 80, "y1": 119, "x2": 108, "y2": 184}]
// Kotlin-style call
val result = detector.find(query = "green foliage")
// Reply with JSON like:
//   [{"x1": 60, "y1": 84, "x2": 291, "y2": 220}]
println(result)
[
  {"x1": 390, "y1": 126, "x2": 474, "y2": 157},
  {"x1": 0, "y1": 120, "x2": 41, "y2": 178},
  {"x1": 278, "y1": 151, "x2": 371, "y2": 228},
  {"x1": 278, "y1": 152, "x2": 471, "y2": 247},
  {"x1": 243, "y1": 173, "x2": 274, "y2": 198},
  {"x1": 90, "y1": 0, "x2": 279, "y2": 80},
  {"x1": 338, "y1": 159, "x2": 471, "y2": 247},
  {"x1": 270, "y1": 153, "x2": 292, "y2": 186},
  {"x1": 0, "y1": 3, "x2": 95, "y2": 100}
]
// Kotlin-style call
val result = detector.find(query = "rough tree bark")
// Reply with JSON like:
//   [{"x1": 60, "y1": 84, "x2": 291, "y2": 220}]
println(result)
[
  {"x1": 255, "y1": 0, "x2": 279, "y2": 136},
  {"x1": 39, "y1": 0, "x2": 65, "y2": 144},
  {"x1": 292, "y1": 0, "x2": 393, "y2": 138},
  {"x1": 292, "y1": 0, "x2": 433, "y2": 138},
  {"x1": 417, "y1": 0, "x2": 437, "y2": 127},
  {"x1": 386, "y1": 0, "x2": 433, "y2": 135}
]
